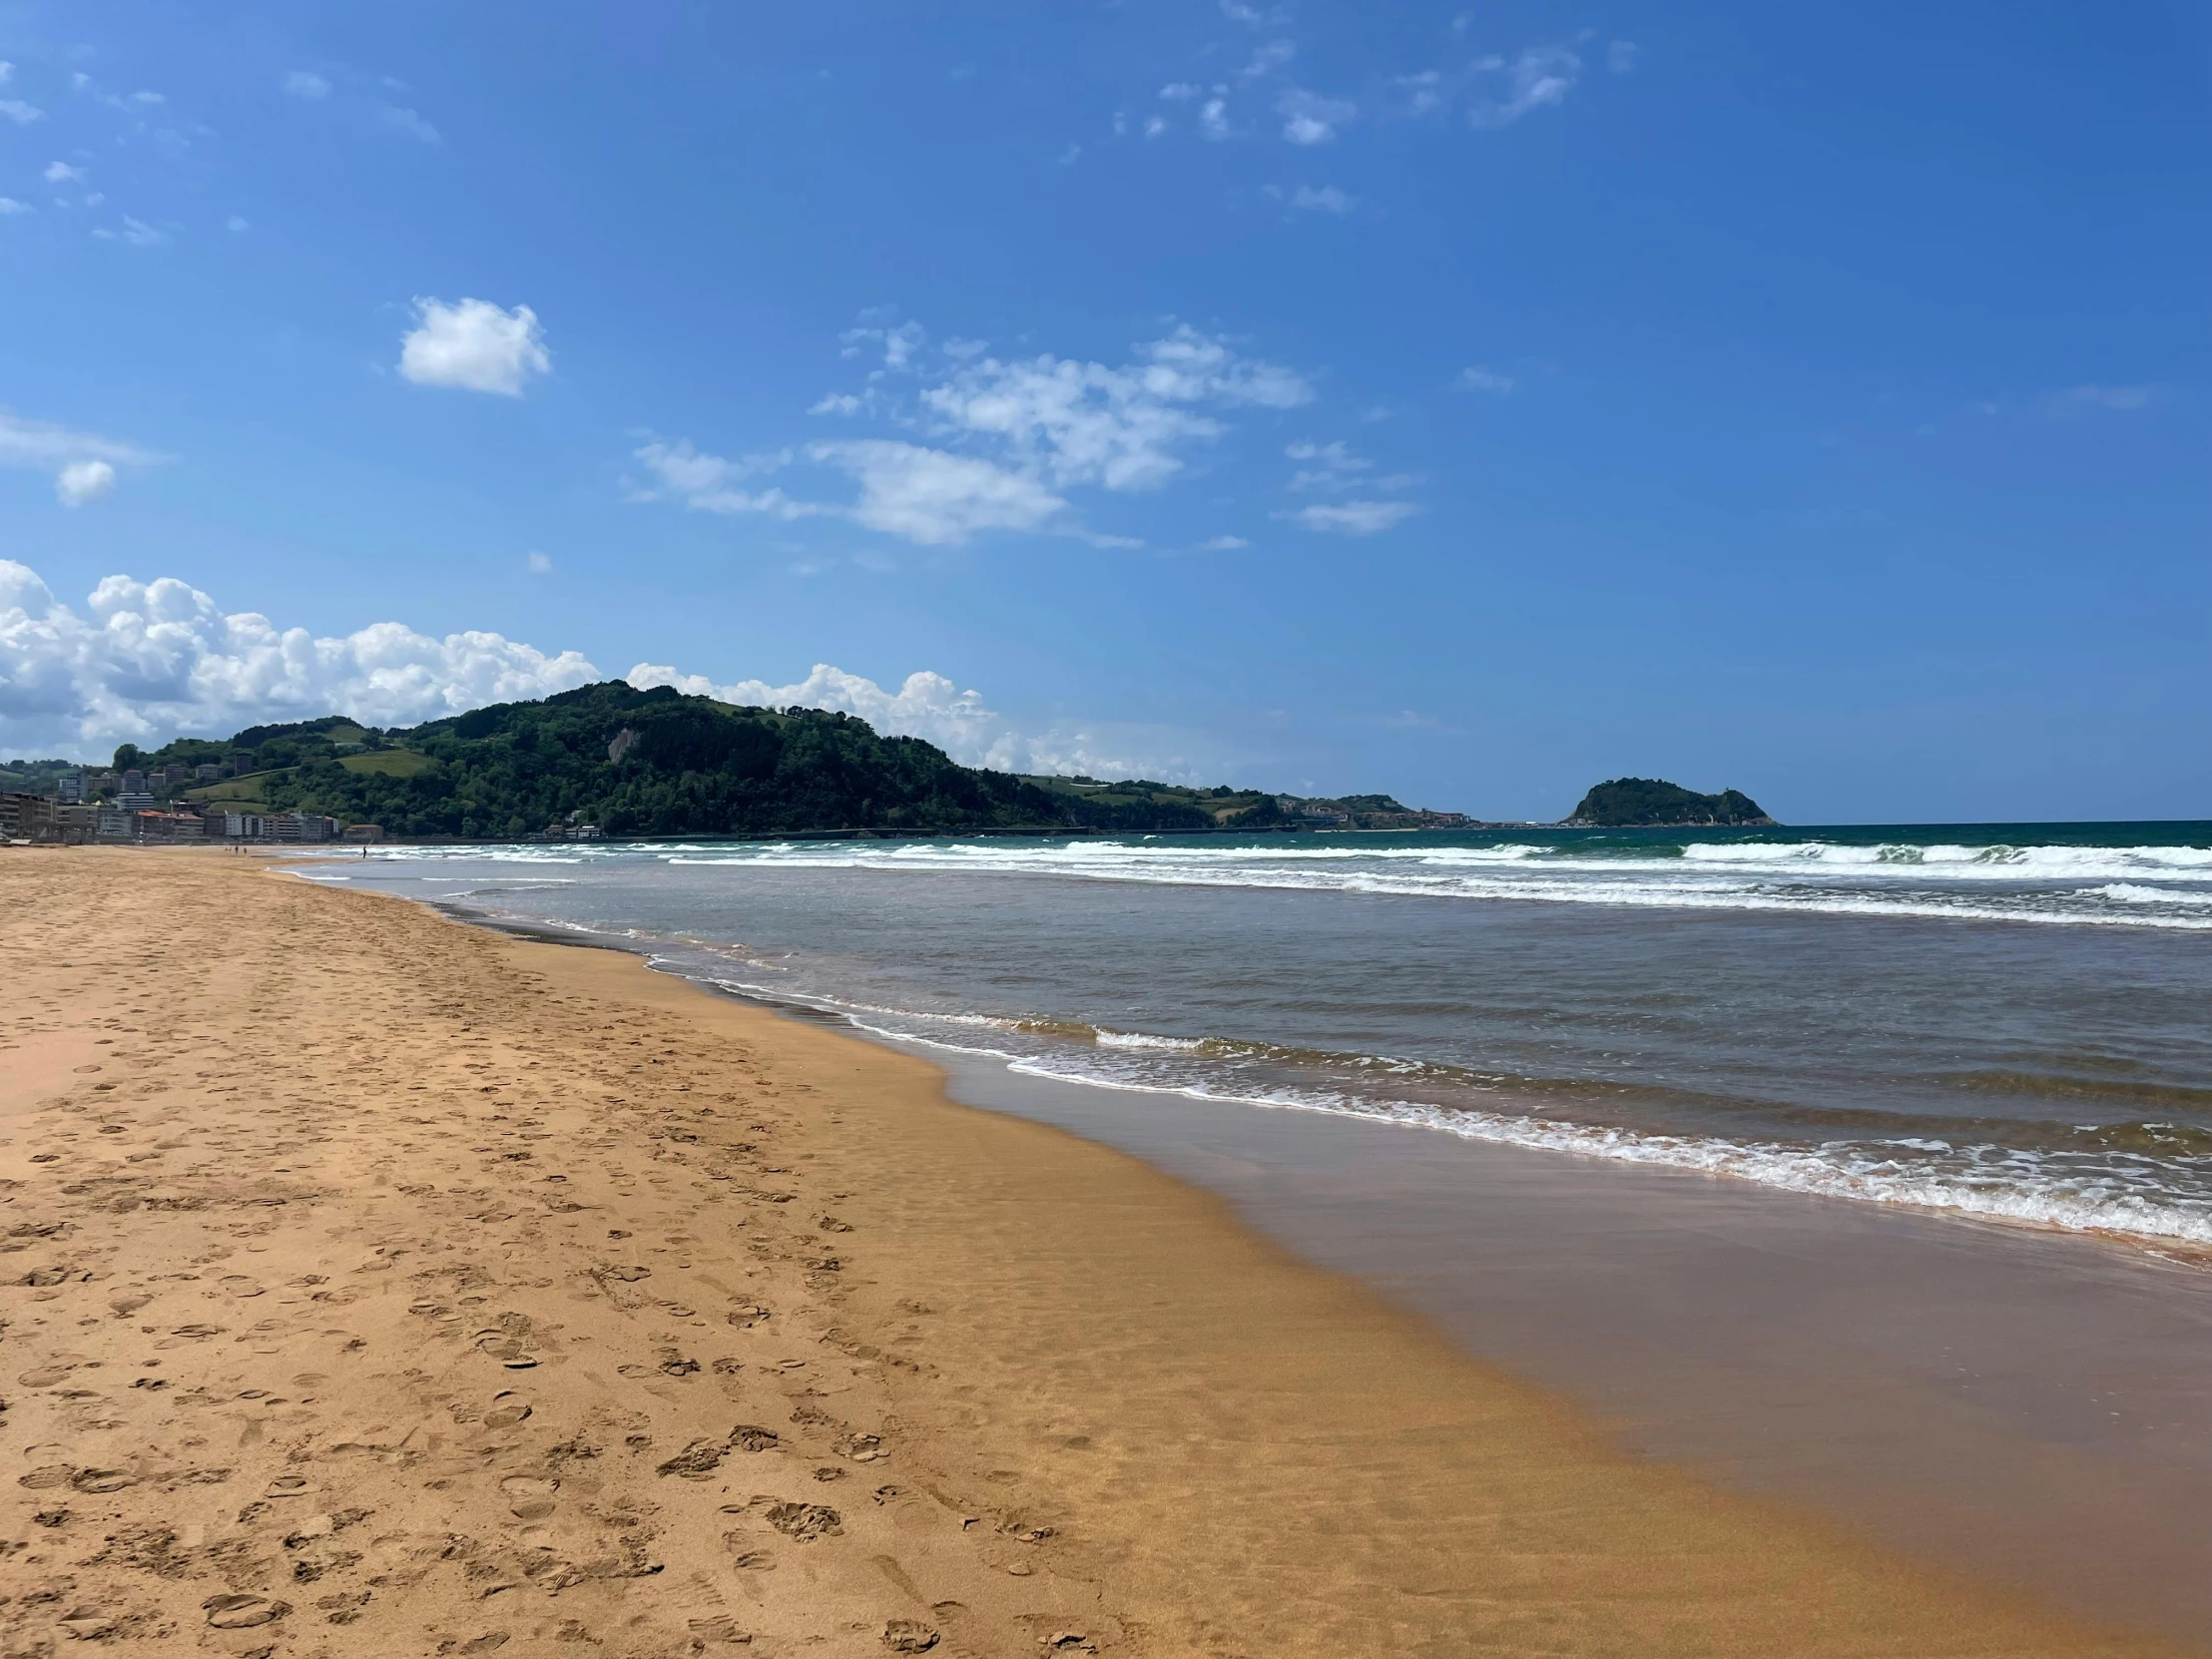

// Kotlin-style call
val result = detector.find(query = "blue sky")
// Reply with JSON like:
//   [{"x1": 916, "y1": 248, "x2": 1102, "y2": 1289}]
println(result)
[{"x1": 1, "y1": 1, "x2": 2205, "y2": 822}]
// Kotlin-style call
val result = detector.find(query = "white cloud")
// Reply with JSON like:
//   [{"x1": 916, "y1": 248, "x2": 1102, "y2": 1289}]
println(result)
[
  {"x1": 1468, "y1": 47, "x2": 1581, "y2": 128},
  {"x1": 0, "y1": 99, "x2": 42, "y2": 126},
  {"x1": 92, "y1": 215, "x2": 164, "y2": 247},
  {"x1": 0, "y1": 411, "x2": 160, "y2": 502},
  {"x1": 638, "y1": 323, "x2": 1318, "y2": 548},
  {"x1": 1199, "y1": 534, "x2": 1251, "y2": 551},
  {"x1": 1289, "y1": 500, "x2": 1421, "y2": 535},
  {"x1": 1458, "y1": 365, "x2": 1514, "y2": 395},
  {"x1": 623, "y1": 659, "x2": 1213, "y2": 782},
  {"x1": 1160, "y1": 83, "x2": 1202, "y2": 102},
  {"x1": 1608, "y1": 40, "x2": 1639, "y2": 74},
  {"x1": 1285, "y1": 438, "x2": 1371, "y2": 492},
  {"x1": 0, "y1": 560, "x2": 599, "y2": 756},
  {"x1": 55, "y1": 460, "x2": 115, "y2": 507},
  {"x1": 635, "y1": 433, "x2": 1067, "y2": 547},
  {"x1": 1279, "y1": 87, "x2": 1355, "y2": 145},
  {"x1": 1199, "y1": 97, "x2": 1233, "y2": 140},
  {"x1": 526, "y1": 551, "x2": 553, "y2": 576},
  {"x1": 1243, "y1": 40, "x2": 1297, "y2": 80},
  {"x1": 810, "y1": 440, "x2": 1067, "y2": 545},
  {"x1": 0, "y1": 198, "x2": 28, "y2": 216},
  {"x1": 1268, "y1": 183, "x2": 1356, "y2": 214},
  {"x1": 379, "y1": 104, "x2": 441, "y2": 143},
  {"x1": 0, "y1": 60, "x2": 11, "y2": 81},
  {"x1": 43, "y1": 161, "x2": 85, "y2": 183},
  {"x1": 398, "y1": 297, "x2": 550, "y2": 395},
  {"x1": 285, "y1": 71, "x2": 330, "y2": 99},
  {"x1": 839, "y1": 318, "x2": 925, "y2": 371},
  {"x1": 920, "y1": 325, "x2": 1312, "y2": 491},
  {"x1": 631, "y1": 439, "x2": 822, "y2": 520},
  {"x1": 227, "y1": 215, "x2": 249, "y2": 233}
]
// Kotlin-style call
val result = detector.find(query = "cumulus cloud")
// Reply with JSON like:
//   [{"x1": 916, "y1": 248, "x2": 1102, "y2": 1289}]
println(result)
[
  {"x1": 1458, "y1": 365, "x2": 1514, "y2": 395},
  {"x1": 1278, "y1": 87, "x2": 1355, "y2": 145},
  {"x1": 1608, "y1": 40, "x2": 1639, "y2": 74},
  {"x1": 1199, "y1": 534, "x2": 1251, "y2": 551},
  {"x1": 0, "y1": 412, "x2": 160, "y2": 503},
  {"x1": 0, "y1": 99, "x2": 43, "y2": 125},
  {"x1": 1288, "y1": 500, "x2": 1421, "y2": 535},
  {"x1": 0, "y1": 560, "x2": 599, "y2": 756},
  {"x1": 623, "y1": 660, "x2": 1212, "y2": 782},
  {"x1": 56, "y1": 460, "x2": 115, "y2": 507},
  {"x1": 636, "y1": 323, "x2": 1314, "y2": 547},
  {"x1": 398, "y1": 297, "x2": 550, "y2": 395},
  {"x1": 43, "y1": 160, "x2": 84, "y2": 183},
  {"x1": 284, "y1": 71, "x2": 330, "y2": 99},
  {"x1": 811, "y1": 440, "x2": 1066, "y2": 545},
  {"x1": 921, "y1": 325, "x2": 1312, "y2": 490},
  {"x1": 0, "y1": 198, "x2": 28, "y2": 215}
]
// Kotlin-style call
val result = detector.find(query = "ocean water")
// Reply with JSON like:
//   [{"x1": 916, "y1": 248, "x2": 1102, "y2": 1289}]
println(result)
[{"x1": 319, "y1": 821, "x2": 2212, "y2": 1251}]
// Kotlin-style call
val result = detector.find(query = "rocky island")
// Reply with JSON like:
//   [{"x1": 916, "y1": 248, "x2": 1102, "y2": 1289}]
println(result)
[{"x1": 1566, "y1": 778, "x2": 1778, "y2": 828}]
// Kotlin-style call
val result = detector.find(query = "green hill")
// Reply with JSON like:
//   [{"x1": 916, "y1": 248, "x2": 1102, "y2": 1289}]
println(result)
[
  {"x1": 1566, "y1": 778, "x2": 1777, "y2": 828},
  {"x1": 115, "y1": 681, "x2": 1479, "y2": 841}
]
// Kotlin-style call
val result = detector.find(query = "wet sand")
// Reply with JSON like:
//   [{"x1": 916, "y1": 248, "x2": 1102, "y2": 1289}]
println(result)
[
  {"x1": 937, "y1": 1056, "x2": 2212, "y2": 1645},
  {"x1": 0, "y1": 848, "x2": 2193, "y2": 1657}
]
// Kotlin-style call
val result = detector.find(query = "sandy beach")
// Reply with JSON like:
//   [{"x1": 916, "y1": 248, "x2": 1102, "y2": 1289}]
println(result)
[{"x1": 0, "y1": 848, "x2": 2190, "y2": 1658}]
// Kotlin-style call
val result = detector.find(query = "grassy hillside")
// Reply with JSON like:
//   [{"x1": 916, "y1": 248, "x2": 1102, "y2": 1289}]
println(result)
[
  {"x1": 120, "y1": 682, "x2": 1473, "y2": 840},
  {"x1": 1019, "y1": 776, "x2": 1281, "y2": 832},
  {"x1": 225, "y1": 683, "x2": 1082, "y2": 839}
]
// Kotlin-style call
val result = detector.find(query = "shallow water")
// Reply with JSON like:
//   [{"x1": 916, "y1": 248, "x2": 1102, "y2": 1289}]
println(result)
[{"x1": 323, "y1": 821, "x2": 2212, "y2": 1248}]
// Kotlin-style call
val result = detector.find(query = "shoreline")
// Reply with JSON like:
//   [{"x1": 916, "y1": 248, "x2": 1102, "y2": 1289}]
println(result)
[
  {"x1": 0, "y1": 847, "x2": 2194, "y2": 1656},
  {"x1": 385, "y1": 874, "x2": 2212, "y2": 1272}
]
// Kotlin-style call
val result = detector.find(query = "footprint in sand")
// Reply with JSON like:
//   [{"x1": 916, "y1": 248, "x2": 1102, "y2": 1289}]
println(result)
[
  {"x1": 762, "y1": 1501, "x2": 842, "y2": 1541},
  {"x1": 203, "y1": 1593, "x2": 288, "y2": 1629},
  {"x1": 484, "y1": 1391, "x2": 534, "y2": 1428},
  {"x1": 501, "y1": 1475, "x2": 559, "y2": 1519},
  {"x1": 881, "y1": 1620, "x2": 939, "y2": 1653}
]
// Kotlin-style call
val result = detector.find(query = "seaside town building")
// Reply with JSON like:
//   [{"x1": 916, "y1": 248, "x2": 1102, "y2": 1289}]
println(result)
[{"x1": 0, "y1": 792, "x2": 61, "y2": 842}]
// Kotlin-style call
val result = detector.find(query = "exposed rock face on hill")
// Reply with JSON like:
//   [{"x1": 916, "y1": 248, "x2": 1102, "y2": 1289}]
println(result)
[{"x1": 1566, "y1": 778, "x2": 1777, "y2": 828}]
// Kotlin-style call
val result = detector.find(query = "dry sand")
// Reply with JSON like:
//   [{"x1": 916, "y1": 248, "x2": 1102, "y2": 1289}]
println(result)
[{"x1": 0, "y1": 847, "x2": 2189, "y2": 1658}]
